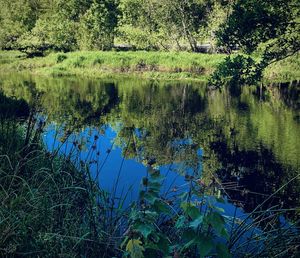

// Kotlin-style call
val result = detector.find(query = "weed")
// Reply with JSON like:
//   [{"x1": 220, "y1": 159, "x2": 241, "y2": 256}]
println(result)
[{"x1": 56, "y1": 54, "x2": 67, "y2": 63}]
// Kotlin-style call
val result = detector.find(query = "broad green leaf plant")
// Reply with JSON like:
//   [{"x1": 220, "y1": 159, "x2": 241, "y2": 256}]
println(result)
[{"x1": 122, "y1": 164, "x2": 231, "y2": 258}]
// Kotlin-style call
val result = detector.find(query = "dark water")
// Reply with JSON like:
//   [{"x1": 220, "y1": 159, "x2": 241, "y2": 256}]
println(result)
[{"x1": 0, "y1": 73, "x2": 299, "y2": 220}]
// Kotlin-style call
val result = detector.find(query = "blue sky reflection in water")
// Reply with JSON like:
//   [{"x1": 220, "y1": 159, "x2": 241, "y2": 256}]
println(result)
[{"x1": 43, "y1": 123, "x2": 247, "y2": 220}]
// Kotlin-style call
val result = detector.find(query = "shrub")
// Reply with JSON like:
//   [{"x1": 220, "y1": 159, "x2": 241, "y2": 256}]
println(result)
[{"x1": 56, "y1": 54, "x2": 67, "y2": 63}]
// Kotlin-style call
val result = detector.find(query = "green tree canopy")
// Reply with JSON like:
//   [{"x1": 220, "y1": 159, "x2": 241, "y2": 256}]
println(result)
[
  {"x1": 77, "y1": 0, "x2": 119, "y2": 50},
  {"x1": 0, "y1": 0, "x2": 119, "y2": 54},
  {"x1": 212, "y1": 0, "x2": 300, "y2": 87}
]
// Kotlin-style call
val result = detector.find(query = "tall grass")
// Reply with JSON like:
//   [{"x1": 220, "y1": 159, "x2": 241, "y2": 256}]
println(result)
[
  {"x1": 1, "y1": 50, "x2": 300, "y2": 82},
  {"x1": 0, "y1": 93, "x2": 127, "y2": 257},
  {"x1": 0, "y1": 51, "x2": 26, "y2": 65},
  {"x1": 0, "y1": 51, "x2": 226, "y2": 81},
  {"x1": 264, "y1": 52, "x2": 300, "y2": 82}
]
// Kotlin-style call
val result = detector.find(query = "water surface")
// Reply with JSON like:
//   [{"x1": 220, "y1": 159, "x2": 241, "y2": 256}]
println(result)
[{"x1": 0, "y1": 73, "x2": 299, "y2": 219}]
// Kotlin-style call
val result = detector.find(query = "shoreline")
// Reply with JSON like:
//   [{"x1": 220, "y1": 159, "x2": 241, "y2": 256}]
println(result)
[{"x1": 0, "y1": 50, "x2": 299, "y2": 83}]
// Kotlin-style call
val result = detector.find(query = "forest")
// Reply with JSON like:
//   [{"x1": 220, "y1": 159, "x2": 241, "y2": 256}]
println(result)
[
  {"x1": 1, "y1": 0, "x2": 234, "y2": 53},
  {"x1": 0, "y1": 0, "x2": 298, "y2": 55}
]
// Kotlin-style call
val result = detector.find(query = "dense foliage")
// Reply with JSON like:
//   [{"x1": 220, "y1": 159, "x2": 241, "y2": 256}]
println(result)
[
  {"x1": 0, "y1": 0, "x2": 119, "y2": 54},
  {"x1": 0, "y1": 0, "x2": 229, "y2": 54},
  {"x1": 1, "y1": 0, "x2": 299, "y2": 84},
  {"x1": 211, "y1": 0, "x2": 300, "y2": 86}
]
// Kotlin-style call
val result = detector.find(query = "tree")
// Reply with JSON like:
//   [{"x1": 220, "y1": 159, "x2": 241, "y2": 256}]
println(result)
[
  {"x1": 217, "y1": 0, "x2": 294, "y2": 53},
  {"x1": 77, "y1": 0, "x2": 119, "y2": 50},
  {"x1": 0, "y1": 0, "x2": 44, "y2": 49},
  {"x1": 211, "y1": 0, "x2": 300, "y2": 86},
  {"x1": 117, "y1": 0, "x2": 160, "y2": 50},
  {"x1": 118, "y1": 0, "x2": 222, "y2": 51},
  {"x1": 166, "y1": 0, "x2": 214, "y2": 52},
  {"x1": 17, "y1": 14, "x2": 77, "y2": 55}
]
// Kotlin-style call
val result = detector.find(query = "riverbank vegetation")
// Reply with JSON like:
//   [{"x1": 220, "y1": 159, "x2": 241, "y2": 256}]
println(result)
[
  {"x1": 0, "y1": 0, "x2": 228, "y2": 54},
  {"x1": 0, "y1": 50, "x2": 299, "y2": 82},
  {"x1": 0, "y1": 51, "x2": 225, "y2": 80},
  {"x1": 0, "y1": 0, "x2": 299, "y2": 83},
  {"x1": 209, "y1": 0, "x2": 300, "y2": 86}
]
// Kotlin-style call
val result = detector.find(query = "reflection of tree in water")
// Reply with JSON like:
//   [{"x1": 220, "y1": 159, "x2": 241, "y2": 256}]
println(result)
[
  {"x1": 0, "y1": 74, "x2": 299, "y2": 219},
  {"x1": 0, "y1": 92, "x2": 30, "y2": 155},
  {"x1": 72, "y1": 83, "x2": 119, "y2": 125},
  {"x1": 0, "y1": 74, "x2": 120, "y2": 129},
  {"x1": 211, "y1": 133, "x2": 300, "y2": 221},
  {"x1": 274, "y1": 81, "x2": 300, "y2": 111},
  {"x1": 0, "y1": 91, "x2": 29, "y2": 119},
  {"x1": 40, "y1": 81, "x2": 120, "y2": 129},
  {"x1": 252, "y1": 81, "x2": 300, "y2": 111},
  {"x1": 115, "y1": 83, "x2": 207, "y2": 169},
  {"x1": 113, "y1": 82, "x2": 300, "y2": 219}
]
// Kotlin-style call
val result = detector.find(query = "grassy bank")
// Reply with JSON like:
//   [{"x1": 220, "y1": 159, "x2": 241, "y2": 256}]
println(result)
[
  {"x1": 1, "y1": 50, "x2": 300, "y2": 82},
  {"x1": 0, "y1": 51, "x2": 226, "y2": 81},
  {"x1": 264, "y1": 53, "x2": 300, "y2": 82}
]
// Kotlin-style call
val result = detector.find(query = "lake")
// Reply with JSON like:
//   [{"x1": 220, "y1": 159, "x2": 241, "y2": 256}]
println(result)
[{"x1": 0, "y1": 73, "x2": 299, "y2": 221}]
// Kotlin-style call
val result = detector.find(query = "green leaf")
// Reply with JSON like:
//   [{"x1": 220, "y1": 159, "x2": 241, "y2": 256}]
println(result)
[
  {"x1": 197, "y1": 235, "x2": 213, "y2": 258},
  {"x1": 144, "y1": 192, "x2": 157, "y2": 204},
  {"x1": 182, "y1": 228, "x2": 198, "y2": 249},
  {"x1": 148, "y1": 182, "x2": 161, "y2": 192},
  {"x1": 181, "y1": 202, "x2": 201, "y2": 220},
  {"x1": 129, "y1": 209, "x2": 138, "y2": 220},
  {"x1": 175, "y1": 215, "x2": 186, "y2": 229},
  {"x1": 153, "y1": 199, "x2": 171, "y2": 214},
  {"x1": 207, "y1": 212, "x2": 225, "y2": 234},
  {"x1": 182, "y1": 239, "x2": 197, "y2": 250},
  {"x1": 126, "y1": 239, "x2": 145, "y2": 258},
  {"x1": 134, "y1": 223, "x2": 153, "y2": 238},
  {"x1": 150, "y1": 174, "x2": 165, "y2": 183},
  {"x1": 182, "y1": 228, "x2": 197, "y2": 242},
  {"x1": 216, "y1": 243, "x2": 232, "y2": 258},
  {"x1": 189, "y1": 215, "x2": 204, "y2": 229},
  {"x1": 182, "y1": 231, "x2": 211, "y2": 252}
]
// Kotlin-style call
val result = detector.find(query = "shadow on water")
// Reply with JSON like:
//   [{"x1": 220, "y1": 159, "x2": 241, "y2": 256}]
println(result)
[{"x1": 0, "y1": 73, "x2": 299, "y2": 222}]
